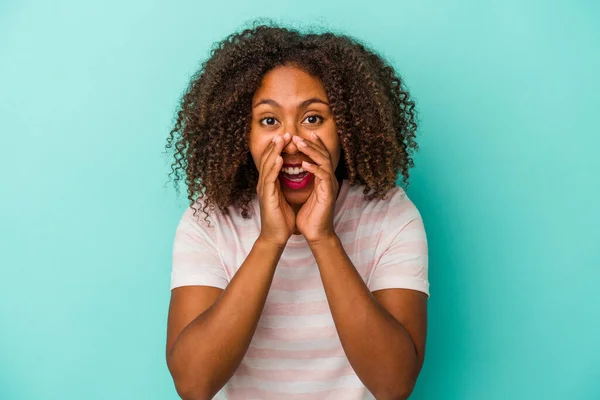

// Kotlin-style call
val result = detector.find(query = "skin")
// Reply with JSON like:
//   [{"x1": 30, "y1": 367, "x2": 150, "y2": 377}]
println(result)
[
  {"x1": 249, "y1": 64, "x2": 342, "y2": 236},
  {"x1": 166, "y1": 63, "x2": 428, "y2": 400}
]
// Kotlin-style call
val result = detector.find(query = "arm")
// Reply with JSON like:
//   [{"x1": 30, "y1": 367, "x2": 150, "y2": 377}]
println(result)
[
  {"x1": 292, "y1": 131, "x2": 428, "y2": 398},
  {"x1": 167, "y1": 132, "x2": 295, "y2": 399},
  {"x1": 166, "y1": 238, "x2": 285, "y2": 400},
  {"x1": 308, "y1": 235, "x2": 428, "y2": 400}
]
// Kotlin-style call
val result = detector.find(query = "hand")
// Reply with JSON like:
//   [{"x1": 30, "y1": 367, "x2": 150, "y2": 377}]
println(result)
[
  {"x1": 256, "y1": 133, "x2": 296, "y2": 248},
  {"x1": 294, "y1": 132, "x2": 340, "y2": 244}
]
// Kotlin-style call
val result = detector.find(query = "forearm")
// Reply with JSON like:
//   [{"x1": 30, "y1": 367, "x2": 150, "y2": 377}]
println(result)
[
  {"x1": 169, "y1": 237, "x2": 284, "y2": 399},
  {"x1": 309, "y1": 235, "x2": 418, "y2": 400}
]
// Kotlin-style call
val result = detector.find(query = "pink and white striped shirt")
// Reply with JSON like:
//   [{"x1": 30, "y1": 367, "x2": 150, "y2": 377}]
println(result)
[{"x1": 170, "y1": 178, "x2": 430, "y2": 399}]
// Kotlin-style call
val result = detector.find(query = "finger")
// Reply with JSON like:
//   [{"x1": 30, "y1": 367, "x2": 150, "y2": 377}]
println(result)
[
  {"x1": 293, "y1": 134, "x2": 328, "y2": 158},
  {"x1": 307, "y1": 131, "x2": 328, "y2": 149},
  {"x1": 261, "y1": 135, "x2": 287, "y2": 188},
  {"x1": 295, "y1": 138, "x2": 332, "y2": 173},
  {"x1": 265, "y1": 155, "x2": 283, "y2": 192},
  {"x1": 301, "y1": 160, "x2": 332, "y2": 184},
  {"x1": 260, "y1": 135, "x2": 286, "y2": 178},
  {"x1": 259, "y1": 139, "x2": 277, "y2": 174},
  {"x1": 307, "y1": 131, "x2": 333, "y2": 161},
  {"x1": 257, "y1": 141, "x2": 276, "y2": 195}
]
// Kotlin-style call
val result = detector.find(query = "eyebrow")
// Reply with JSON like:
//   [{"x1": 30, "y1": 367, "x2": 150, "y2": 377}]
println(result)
[{"x1": 252, "y1": 97, "x2": 330, "y2": 109}]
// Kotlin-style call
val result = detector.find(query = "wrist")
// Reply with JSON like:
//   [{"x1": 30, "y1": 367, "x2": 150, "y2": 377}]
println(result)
[
  {"x1": 256, "y1": 235, "x2": 288, "y2": 252},
  {"x1": 307, "y1": 233, "x2": 340, "y2": 250}
]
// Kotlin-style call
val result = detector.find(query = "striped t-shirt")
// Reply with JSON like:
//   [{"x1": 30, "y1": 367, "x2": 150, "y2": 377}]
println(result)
[{"x1": 170, "y1": 178, "x2": 430, "y2": 399}]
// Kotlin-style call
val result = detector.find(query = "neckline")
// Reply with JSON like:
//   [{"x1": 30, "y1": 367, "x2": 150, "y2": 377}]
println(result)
[{"x1": 287, "y1": 178, "x2": 350, "y2": 245}]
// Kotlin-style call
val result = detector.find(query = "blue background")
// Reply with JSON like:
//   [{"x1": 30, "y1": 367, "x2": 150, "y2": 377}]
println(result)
[{"x1": 1, "y1": 1, "x2": 598, "y2": 399}]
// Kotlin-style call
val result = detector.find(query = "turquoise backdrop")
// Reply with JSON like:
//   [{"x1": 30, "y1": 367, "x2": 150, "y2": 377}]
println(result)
[{"x1": 1, "y1": 0, "x2": 598, "y2": 399}]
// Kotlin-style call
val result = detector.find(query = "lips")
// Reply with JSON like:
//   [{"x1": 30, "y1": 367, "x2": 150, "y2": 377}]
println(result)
[
  {"x1": 281, "y1": 170, "x2": 309, "y2": 181},
  {"x1": 279, "y1": 171, "x2": 313, "y2": 190},
  {"x1": 279, "y1": 160, "x2": 315, "y2": 189},
  {"x1": 281, "y1": 164, "x2": 307, "y2": 176}
]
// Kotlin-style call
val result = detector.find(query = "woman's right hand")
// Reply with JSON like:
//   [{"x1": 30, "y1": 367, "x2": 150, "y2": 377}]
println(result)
[{"x1": 256, "y1": 133, "x2": 295, "y2": 248}]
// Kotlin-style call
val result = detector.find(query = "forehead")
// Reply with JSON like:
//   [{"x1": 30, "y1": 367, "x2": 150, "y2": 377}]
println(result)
[{"x1": 252, "y1": 65, "x2": 328, "y2": 102}]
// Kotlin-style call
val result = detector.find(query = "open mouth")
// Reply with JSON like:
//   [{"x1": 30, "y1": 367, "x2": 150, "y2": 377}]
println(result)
[
  {"x1": 281, "y1": 170, "x2": 309, "y2": 182},
  {"x1": 279, "y1": 166, "x2": 313, "y2": 189}
]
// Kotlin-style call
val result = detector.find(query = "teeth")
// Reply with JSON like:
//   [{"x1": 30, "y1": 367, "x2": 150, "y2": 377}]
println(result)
[{"x1": 282, "y1": 166, "x2": 306, "y2": 175}]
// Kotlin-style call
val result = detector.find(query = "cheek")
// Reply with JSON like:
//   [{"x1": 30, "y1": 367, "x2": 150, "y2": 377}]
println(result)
[
  {"x1": 324, "y1": 138, "x2": 341, "y2": 168},
  {"x1": 248, "y1": 137, "x2": 272, "y2": 168},
  {"x1": 323, "y1": 126, "x2": 341, "y2": 165}
]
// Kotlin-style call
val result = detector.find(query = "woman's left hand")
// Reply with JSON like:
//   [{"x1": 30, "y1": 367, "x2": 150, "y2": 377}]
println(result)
[{"x1": 294, "y1": 132, "x2": 340, "y2": 244}]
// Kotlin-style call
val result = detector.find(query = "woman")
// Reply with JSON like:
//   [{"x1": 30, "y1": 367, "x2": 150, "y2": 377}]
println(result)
[{"x1": 165, "y1": 22, "x2": 429, "y2": 400}]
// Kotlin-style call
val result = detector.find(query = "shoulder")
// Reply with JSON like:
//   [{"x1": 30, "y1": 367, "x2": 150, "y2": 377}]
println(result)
[
  {"x1": 383, "y1": 186, "x2": 423, "y2": 227},
  {"x1": 345, "y1": 182, "x2": 423, "y2": 227},
  {"x1": 177, "y1": 195, "x2": 260, "y2": 239},
  {"x1": 174, "y1": 200, "x2": 219, "y2": 244}
]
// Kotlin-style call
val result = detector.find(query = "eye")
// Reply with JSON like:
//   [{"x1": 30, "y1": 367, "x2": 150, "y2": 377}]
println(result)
[
  {"x1": 303, "y1": 114, "x2": 323, "y2": 124},
  {"x1": 259, "y1": 117, "x2": 279, "y2": 126}
]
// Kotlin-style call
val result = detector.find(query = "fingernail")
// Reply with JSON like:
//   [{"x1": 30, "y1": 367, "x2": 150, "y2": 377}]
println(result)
[
  {"x1": 298, "y1": 139, "x2": 307, "y2": 146},
  {"x1": 283, "y1": 132, "x2": 291, "y2": 139},
  {"x1": 272, "y1": 135, "x2": 279, "y2": 143},
  {"x1": 311, "y1": 132, "x2": 318, "y2": 139}
]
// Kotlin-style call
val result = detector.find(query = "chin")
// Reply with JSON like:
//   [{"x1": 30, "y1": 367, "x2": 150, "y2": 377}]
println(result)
[
  {"x1": 281, "y1": 183, "x2": 312, "y2": 205},
  {"x1": 283, "y1": 191, "x2": 309, "y2": 206}
]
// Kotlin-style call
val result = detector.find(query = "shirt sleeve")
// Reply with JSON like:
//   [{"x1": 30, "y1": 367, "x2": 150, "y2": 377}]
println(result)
[
  {"x1": 170, "y1": 205, "x2": 229, "y2": 291},
  {"x1": 368, "y1": 194, "x2": 430, "y2": 297}
]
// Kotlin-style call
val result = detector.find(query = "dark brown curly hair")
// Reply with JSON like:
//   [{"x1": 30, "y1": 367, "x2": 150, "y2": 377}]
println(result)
[{"x1": 165, "y1": 20, "x2": 420, "y2": 222}]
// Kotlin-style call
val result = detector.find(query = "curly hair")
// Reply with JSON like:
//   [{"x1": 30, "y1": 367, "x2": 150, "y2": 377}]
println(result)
[{"x1": 165, "y1": 20, "x2": 420, "y2": 222}]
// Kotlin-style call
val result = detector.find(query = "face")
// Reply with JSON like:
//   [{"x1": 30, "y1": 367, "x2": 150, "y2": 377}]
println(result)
[{"x1": 249, "y1": 64, "x2": 341, "y2": 207}]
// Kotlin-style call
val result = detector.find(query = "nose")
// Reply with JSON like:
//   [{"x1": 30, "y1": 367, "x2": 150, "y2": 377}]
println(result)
[
  {"x1": 281, "y1": 133, "x2": 298, "y2": 154},
  {"x1": 281, "y1": 127, "x2": 311, "y2": 154}
]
